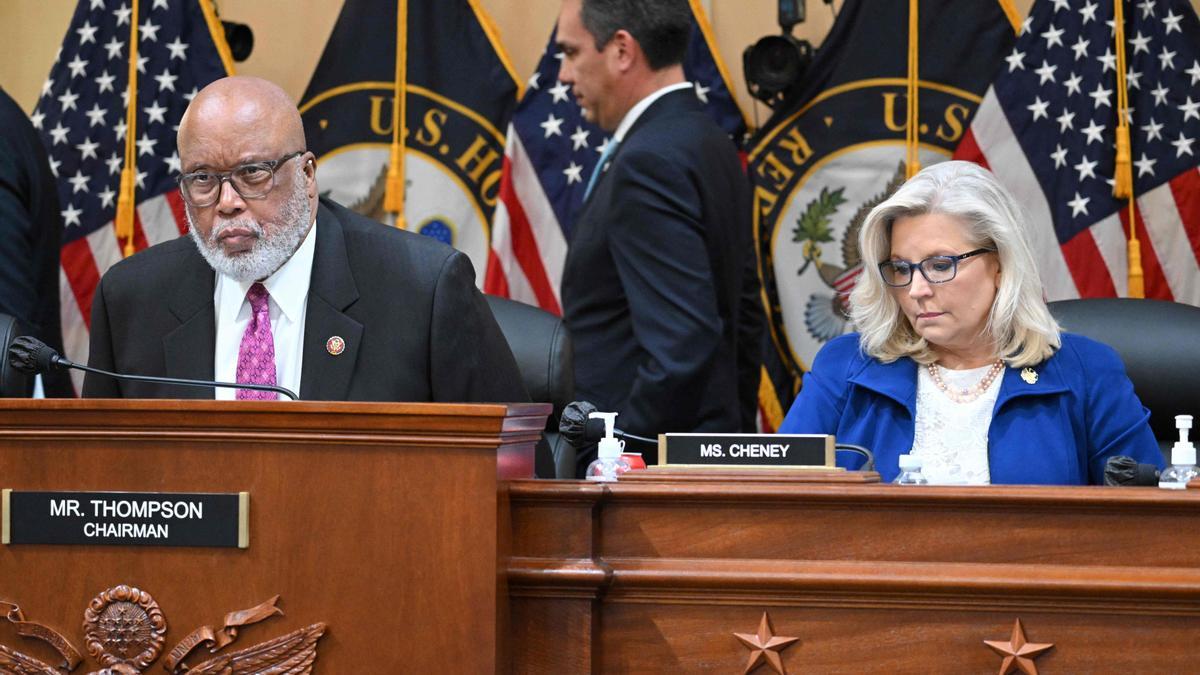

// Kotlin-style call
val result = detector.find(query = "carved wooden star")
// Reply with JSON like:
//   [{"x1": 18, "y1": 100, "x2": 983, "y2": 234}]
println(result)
[
  {"x1": 733, "y1": 612, "x2": 799, "y2": 674},
  {"x1": 984, "y1": 618, "x2": 1054, "y2": 675}
]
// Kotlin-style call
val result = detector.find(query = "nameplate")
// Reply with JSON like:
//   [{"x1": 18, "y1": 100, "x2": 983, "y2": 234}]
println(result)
[
  {"x1": 658, "y1": 434, "x2": 835, "y2": 468},
  {"x1": 2, "y1": 490, "x2": 248, "y2": 548}
]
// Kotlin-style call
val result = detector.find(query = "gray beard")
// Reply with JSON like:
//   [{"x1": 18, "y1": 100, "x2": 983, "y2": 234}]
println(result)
[{"x1": 186, "y1": 170, "x2": 313, "y2": 283}]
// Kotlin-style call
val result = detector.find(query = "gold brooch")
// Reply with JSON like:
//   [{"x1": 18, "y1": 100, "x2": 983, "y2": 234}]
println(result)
[{"x1": 1020, "y1": 367, "x2": 1038, "y2": 384}]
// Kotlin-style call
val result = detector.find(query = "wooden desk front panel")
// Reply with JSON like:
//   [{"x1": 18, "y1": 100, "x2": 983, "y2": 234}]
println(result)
[
  {"x1": 508, "y1": 479, "x2": 1200, "y2": 673},
  {"x1": 0, "y1": 400, "x2": 547, "y2": 674}
]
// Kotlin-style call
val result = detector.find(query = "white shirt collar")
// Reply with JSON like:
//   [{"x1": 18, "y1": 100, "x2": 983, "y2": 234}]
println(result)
[
  {"x1": 611, "y1": 81, "x2": 695, "y2": 142},
  {"x1": 216, "y1": 219, "x2": 317, "y2": 326}
]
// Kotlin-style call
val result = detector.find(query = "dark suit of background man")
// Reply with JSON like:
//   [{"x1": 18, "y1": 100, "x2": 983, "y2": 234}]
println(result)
[
  {"x1": 0, "y1": 86, "x2": 74, "y2": 397},
  {"x1": 84, "y1": 76, "x2": 527, "y2": 404},
  {"x1": 556, "y1": 0, "x2": 761, "y2": 467}
]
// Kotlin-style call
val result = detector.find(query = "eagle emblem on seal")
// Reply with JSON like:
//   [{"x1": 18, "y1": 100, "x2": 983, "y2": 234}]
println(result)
[{"x1": 793, "y1": 162, "x2": 907, "y2": 342}]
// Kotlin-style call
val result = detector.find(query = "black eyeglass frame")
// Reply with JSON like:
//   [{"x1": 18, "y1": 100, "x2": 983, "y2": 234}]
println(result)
[
  {"x1": 878, "y1": 247, "x2": 995, "y2": 287},
  {"x1": 177, "y1": 150, "x2": 307, "y2": 208}
]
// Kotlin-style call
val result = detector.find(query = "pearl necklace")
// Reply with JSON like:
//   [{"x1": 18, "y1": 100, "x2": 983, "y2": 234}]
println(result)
[{"x1": 927, "y1": 360, "x2": 1004, "y2": 404}]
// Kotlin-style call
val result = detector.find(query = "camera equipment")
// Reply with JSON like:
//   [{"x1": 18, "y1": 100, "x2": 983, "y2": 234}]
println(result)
[{"x1": 743, "y1": 0, "x2": 816, "y2": 108}]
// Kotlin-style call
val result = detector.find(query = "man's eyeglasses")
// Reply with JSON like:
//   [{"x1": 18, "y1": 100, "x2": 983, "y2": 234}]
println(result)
[
  {"x1": 178, "y1": 150, "x2": 307, "y2": 208},
  {"x1": 878, "y1": 248, "x2": 995, "y2": 287}
]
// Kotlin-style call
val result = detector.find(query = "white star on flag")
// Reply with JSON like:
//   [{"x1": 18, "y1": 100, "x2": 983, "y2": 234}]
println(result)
[
  {"x1": 68, "y1": 170, "x2": 90, "y2": 194},
  {"x1": 1051, "y1": 144, "x2": 1069, "y2": 168},
  {"x1": 540, "y1": 113, "x2": 564, "y2": 138},
  {"x1": 1075, "y1": 155, "x2": 1099, "y2": 180},
  {"x1": 1170, "y1": 132, "x2": 1194, "y2": 157},
  {"x1": 548, "y1": 81, "x2": 570, "y2": 103},
  {"x1": 75, "y1": 137, "x2": 100, "y2": 160},
  {"x1": 61, "y1": 203, "x2": 82, "y2": 227},
  {"x1": 1067, "y1": 192, "x2": 1090, "y2": 216},
  {"x1": 76, "y1": 21, "x2": 99, "y2": 45},
  {"x1": 166, "y1": 36, "x2": 188, "y2": 60},
  {"x1": 139, "y1": 19, "x2": 160, "y2": 42},
  {"x1": 563, "y1": 162, "x2": 583, "y2": 184},
  {"x1": 570, "y1": 126, "x2": 590, "y2": 151},
  {"x1": 135, "y1": 133, "x2": 158, "y2": 157}
]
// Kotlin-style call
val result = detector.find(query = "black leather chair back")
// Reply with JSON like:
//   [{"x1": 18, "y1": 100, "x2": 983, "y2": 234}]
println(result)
[
  {"x1": 1048, "y1": 298, "x2": 1200, "y2": 454},
  {"x1": 485, "y1": 295, "x2": 575, "y2": 477},
  {"x1": 0, "y1": 313, "x2": 32, "y2": 397}
]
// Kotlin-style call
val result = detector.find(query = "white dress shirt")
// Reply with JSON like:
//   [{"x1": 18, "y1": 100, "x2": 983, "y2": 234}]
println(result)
[{"x1": 212, "y1": 220, "x2": 316, "y2": 400}]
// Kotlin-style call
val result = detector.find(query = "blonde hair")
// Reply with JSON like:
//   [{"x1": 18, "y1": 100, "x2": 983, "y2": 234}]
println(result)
[{"x1": 850, "y1": 161, "x2": 1060, "y2": 367}]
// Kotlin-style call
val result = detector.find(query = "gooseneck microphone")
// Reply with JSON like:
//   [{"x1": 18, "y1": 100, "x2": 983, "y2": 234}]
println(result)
[
  {"x1": 7, "y1": 336, "x2": 299, "y2": 400},
  {"x1": 1103, "y1": 455, "x2": 1161, "y2": 486},
  {"x1": 559, "y1": 400, "x2": 657, "y2": 446}
]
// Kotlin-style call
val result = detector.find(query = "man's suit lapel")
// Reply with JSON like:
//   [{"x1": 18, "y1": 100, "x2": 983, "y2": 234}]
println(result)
[
  {"x1": 163, "y1": 248, "x2": 216, "y2": 399},
  {"x1": 300, "y1": 204, "x2": 363, "y2": 400}
]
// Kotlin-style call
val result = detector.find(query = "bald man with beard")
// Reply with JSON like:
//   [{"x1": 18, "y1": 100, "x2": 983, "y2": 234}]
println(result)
[{"x1": 83, "y1": 76, "x2": 527, "y2": 404}]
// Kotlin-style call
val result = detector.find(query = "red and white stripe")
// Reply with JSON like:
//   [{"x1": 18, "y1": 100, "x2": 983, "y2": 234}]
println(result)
[
  {"x1": 484, "y1": 126, "x2": 568, "y2": 316},
  {"x1": 59, "y1": 190, "x2": 190, "y2": 392},
  {"x1": 958, "y1": 90, "x2": 1200, "y2": 306}
]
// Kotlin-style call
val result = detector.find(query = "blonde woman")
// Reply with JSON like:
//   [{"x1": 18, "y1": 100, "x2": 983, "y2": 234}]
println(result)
[{"x1": 779, "y1": 161, "x2": 1162, "y2": 485}]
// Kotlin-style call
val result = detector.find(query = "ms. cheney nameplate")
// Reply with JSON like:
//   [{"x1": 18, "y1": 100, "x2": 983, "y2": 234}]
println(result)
[
  {"x1": 1, "y1": 490, "x2": 249, "y2": 548},
  {"x1": 658, "y1": 434, "x2": 835, "y2": 468}
]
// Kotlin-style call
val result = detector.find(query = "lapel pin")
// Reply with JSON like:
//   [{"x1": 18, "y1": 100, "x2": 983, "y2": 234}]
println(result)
[
  {"x1": 326, "y1": 336, "x2": 346, "y2": 356},
  {"x1": 1020, "y1": 367, "x2": 1038, "y2": 385}
]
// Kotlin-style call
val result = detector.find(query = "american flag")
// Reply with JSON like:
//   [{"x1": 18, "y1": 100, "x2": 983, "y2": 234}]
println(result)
[
  {"x1": 484, "y1": 5, "x2": 748, "y2": 314},
  {"x1": 33, "y1": 0, "x2": 229, "y2": 391},
  {"x1": 957, "y1": 0, "x2": 1200, "y2": 303}
]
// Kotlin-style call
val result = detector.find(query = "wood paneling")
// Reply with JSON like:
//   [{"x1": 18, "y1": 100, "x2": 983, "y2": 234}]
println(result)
[
  {"x1": 0, "y1": 399, "x2": 547, "y2": 674},
  {"x1": 509, "y1": 473, "x2": 1200, "y2": 673}
]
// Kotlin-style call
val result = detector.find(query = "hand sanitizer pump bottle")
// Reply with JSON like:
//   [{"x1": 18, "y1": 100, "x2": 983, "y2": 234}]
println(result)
[
  {"x1": 585, "y1": 412, "x2": 631, "y2": 482},
  {"x1": 1159, "y1": 415, "x2": 1198, "y2": 490}
]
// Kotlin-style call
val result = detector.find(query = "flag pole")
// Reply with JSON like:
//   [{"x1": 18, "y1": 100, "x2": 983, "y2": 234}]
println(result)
[
  {"x1": 905, "y1": 0, "x2": 921, "y2": 178},
  {"x1": 1110, "y1": 0, "x2": 1143, "y2": 298},
  {"x1": 114, "y1": 0, "x2": 141, "y2": 257},
  {"x1": 383, "y1": 0, "x2": 408, "y2": 228}
]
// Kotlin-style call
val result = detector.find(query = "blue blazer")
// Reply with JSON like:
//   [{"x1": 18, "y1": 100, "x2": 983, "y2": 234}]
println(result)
[{"x1": 779, "y1": 333, "x2": 1164, "y2": 484}]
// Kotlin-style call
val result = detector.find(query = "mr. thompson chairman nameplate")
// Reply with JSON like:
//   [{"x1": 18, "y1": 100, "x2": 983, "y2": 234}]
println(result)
[{"x1": 2, "y1": 490, "x2": 248, "y2": 548}]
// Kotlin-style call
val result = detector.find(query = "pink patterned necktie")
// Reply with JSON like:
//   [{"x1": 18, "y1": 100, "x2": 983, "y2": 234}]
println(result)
[{"x1": 236, "y1": 282, "x2": 278, "y2": 400}]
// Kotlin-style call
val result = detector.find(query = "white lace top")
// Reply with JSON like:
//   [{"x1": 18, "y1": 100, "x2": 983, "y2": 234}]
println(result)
[{"x1": 911, "y1": 363, "x2": 1004, "y2": 485}]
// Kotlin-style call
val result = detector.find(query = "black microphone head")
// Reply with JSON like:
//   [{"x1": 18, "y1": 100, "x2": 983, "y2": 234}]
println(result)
[
  {"x1": 559, "y1": 400, "x2": 598, "y2": 448},
  {"x1": 1103, "y1": 455, "x2": 1137, "y2": 486},
  {"x1": 8, "y1": 336, "x2": 62, "y2": 374},
  {"x1": 1103, "y1": 455, "x2": 1160, "y2": 486}
]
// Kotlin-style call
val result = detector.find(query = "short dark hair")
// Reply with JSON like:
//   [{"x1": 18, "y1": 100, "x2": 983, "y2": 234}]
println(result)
[{"x1": 580, "y1": 0, "x2": 691, "y2": 71}]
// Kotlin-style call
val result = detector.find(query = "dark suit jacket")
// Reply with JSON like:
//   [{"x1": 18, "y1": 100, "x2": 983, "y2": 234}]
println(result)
[
  {"x1": 0, "y1": 86, "x2": 73, "y2": 396},
  {"x1": 561, "y1": 89, "x2": 761, "y2": 460},
  {"x1": 83, "y1": 198, "x2": 528, "y2": 403}
]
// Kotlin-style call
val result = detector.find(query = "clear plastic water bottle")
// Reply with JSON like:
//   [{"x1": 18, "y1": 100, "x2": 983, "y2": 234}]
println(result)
[
  {"x1": 1159, "y1": 415, "x2": 1198, "y2": 490},
  {"x1": 585, "y1": 411, "x2": 631, "y2": 482},
  {"x1": 893, "y1": 454, "x2": 929, "y2": 485}
]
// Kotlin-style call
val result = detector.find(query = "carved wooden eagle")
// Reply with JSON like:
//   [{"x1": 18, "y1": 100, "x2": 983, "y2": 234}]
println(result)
[
  {"x1": 179, "y1": 623, "x2": 325, "y2": 675},
  {"x1": 0, "y1": 644, "x2": 60, "y2": 675}
]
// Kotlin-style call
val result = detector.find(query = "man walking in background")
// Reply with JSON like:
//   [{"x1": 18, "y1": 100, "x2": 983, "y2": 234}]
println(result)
[{"x1": 556, "y1": 0, "x2": 759, "y2": 469}]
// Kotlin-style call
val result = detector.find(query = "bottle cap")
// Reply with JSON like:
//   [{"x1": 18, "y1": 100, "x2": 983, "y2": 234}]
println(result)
[
  {"x1": 1176, "y1": 415, "x2": 1194, "y2": 444},
  {"x1": 898, "y1": 454, "x2": 923, "y2": 470}
]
